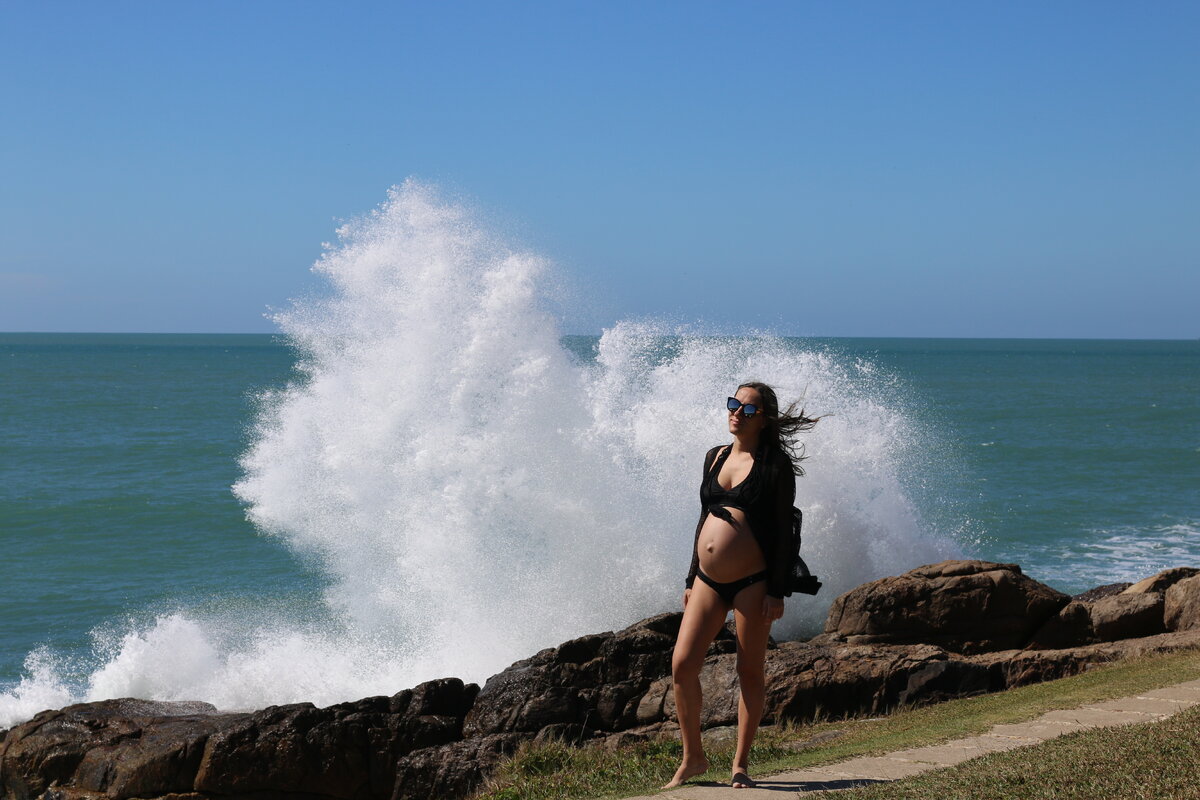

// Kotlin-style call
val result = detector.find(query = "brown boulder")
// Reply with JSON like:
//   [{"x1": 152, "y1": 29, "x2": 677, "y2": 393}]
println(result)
[
  {"x1": 1028, "y1": 593, "x2": 1166, "y2": 650},
  {"x1": 1165, "y1": 575, "x2": 1200, "y2": 632},
  {"x1": 636, "y1": 640, "x2": 995, "y2": 729},
  {"x1": 766, "y1": 641, "x2": 995, "y2": 723},
  {"x1": 1122, "y1": 567, "x2": 1200, "y2": 597},
  {"x1": 971, "y1": 628, "x2": 1200, "y2": 687},
  {"x1": 970, "y1": 644, "x2": 1104, "y2": 687},
  {"x1": 1090, "y1": 593, "x2": 1165, "y2": 640},
  {"x1": 1025, "y1": 601, "x2": 1097, "y2": 650},
  {"x1": 822, "y1": 560, "x2": 1070, "y2": 653}
]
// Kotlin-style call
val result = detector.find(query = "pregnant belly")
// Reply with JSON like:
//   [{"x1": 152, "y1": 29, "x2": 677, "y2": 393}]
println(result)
[{"x1": 697, "y1": 506, "x2": 766, "y2": 582}]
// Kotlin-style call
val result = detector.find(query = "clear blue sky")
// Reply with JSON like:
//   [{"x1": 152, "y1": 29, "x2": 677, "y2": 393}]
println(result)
[{"x1": 2, "y1": 1, "x2": 1197, "y2": 337}]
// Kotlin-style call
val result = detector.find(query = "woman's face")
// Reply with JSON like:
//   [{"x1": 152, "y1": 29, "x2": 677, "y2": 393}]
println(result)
[{"x1": 728, "y1": 386, "x2": 766, "y2": 438}]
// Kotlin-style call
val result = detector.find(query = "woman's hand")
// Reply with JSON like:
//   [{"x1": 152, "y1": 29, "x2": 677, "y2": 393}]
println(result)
[
  {"x1": 683, "y1": 588, "x2": 692, "y2": 609},
  {"x1": 762, "y1": 595, "x2": 784, "y2": 621}
]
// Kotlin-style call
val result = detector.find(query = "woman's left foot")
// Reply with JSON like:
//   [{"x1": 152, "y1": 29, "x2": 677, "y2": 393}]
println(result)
[
  {"x1": 662, "y1": 755, "x2": 710, "y2": 789},
  {"x1": 731, "y1": 769, "x2": 756, "y2": 789}
]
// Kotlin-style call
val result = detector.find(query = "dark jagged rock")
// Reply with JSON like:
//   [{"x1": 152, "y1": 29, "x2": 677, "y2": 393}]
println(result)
[
  {"x1": 1072, "y1": 582, "x2": 1131, "y2": 602},
  {"x1": 0, "y1": 699, "x2": 239, "y2": 800},
  {"x1": 0, "y1": 680, "x2": 477, "y2": 800},
  {"x1": 193, "y1": 678, "x2": 476, "y2": 799},
  {"x1": 391, "y1": 734, "x2": 525, "y2": 800},
  {"x1": 821, "y1": 560, "x2": 1071, "y2": 653},
  {"x1": 462, "y1": 612, "x2": 743, "y2": 739}
]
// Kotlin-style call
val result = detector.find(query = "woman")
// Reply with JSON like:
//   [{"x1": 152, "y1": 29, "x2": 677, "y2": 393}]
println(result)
[{"x1": 664, "y1": 381, "x2": 818, "y2": 790}]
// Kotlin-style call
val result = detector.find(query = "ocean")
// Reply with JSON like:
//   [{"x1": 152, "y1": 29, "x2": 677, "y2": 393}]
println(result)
[{"x1": 2, "y1": 188, "x2": 1197, "y2": 729}]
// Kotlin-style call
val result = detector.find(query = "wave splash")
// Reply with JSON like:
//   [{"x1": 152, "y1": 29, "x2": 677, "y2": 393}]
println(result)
[{"x1": 0, "y1": 181, "x2": 959, "y2": 728}]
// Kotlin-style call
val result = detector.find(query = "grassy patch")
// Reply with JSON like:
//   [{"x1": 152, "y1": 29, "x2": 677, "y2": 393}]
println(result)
[
  {"x1": 473, "y1": 648, "x2": 1200, "y2": 799},
  {"x1": 815, "y1": 704, "x2": 1200, "y2": 800}
]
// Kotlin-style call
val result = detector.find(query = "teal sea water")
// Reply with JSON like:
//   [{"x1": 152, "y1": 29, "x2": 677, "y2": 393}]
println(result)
[{"x1": 3, "y1": 332, "x2": 1197, "y2": 727}]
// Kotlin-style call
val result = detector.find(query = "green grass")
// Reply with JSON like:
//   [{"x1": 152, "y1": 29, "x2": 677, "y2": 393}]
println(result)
[
  {"x1": 473, "y1": 648, "x2": 1200, "y2": 800},
  {"x1": 816, "y1": 704, "x2": 1200, "y2": 800}
]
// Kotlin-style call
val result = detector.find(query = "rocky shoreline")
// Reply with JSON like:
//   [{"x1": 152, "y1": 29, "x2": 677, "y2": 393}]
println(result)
[{"x1": 2, "y1": 560, "x2": 1198, "y2": 800}]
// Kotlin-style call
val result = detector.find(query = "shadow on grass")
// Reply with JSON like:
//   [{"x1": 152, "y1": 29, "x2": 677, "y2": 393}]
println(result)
[
  {"x1": 671, "y1": 776, "x2": 886, "y2": 793},
  {"x1": 756, "y1": 777, "x2": 887, "y2": 792}
]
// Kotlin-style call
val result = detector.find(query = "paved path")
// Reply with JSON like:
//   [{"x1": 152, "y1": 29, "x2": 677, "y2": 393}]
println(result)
[{"x1": 618, "y1": 677, "x2": 1200, "y2": 799}]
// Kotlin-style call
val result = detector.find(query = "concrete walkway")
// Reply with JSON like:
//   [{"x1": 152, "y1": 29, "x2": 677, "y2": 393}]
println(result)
[{"x1": 619, "y1": 677, "x2": 1200, "y2": 799}]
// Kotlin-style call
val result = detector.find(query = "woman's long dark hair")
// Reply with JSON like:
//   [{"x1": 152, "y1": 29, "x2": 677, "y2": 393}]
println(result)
[{"x1": 739, "y1": 381, "x2": 820, "y2": 476}]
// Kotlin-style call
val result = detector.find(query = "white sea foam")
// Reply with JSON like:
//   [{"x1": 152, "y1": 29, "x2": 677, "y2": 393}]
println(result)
[
  {"x1": 0, "y1": 650, "x2": 74, "y2": 727},
  {"x1": 0, "y1": 181, "x2": 960, "y2": 728},
  {"x1": 1053, "y1": 521, "x2": 1200, "y2": 590}
]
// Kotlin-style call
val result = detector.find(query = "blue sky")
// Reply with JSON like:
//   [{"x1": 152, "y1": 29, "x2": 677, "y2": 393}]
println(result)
[{"x1": 2, "y1": 1, "x2": 1197, "y2": 337}]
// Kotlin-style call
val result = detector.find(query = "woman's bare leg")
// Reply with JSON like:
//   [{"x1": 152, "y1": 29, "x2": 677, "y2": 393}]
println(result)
[
  {"x1": 662, "y1": 582, "x2": 729, "y2": 789},
  {"x1": 730, "y1": 581, "x2": 773, "y2": 788}
]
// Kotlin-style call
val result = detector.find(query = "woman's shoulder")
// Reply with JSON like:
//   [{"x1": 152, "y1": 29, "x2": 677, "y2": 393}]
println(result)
[
  {"x1": 703, "y1": 442, "x2": 724, "y2": 460},
  {"x1": 702, "y1": 443, "x2": 729, "y2": 468}
]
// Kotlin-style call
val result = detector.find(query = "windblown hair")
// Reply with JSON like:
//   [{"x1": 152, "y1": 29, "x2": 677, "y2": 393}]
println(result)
[{"x1": 738, "y1": 381, "x2": 820, "y2": 476}]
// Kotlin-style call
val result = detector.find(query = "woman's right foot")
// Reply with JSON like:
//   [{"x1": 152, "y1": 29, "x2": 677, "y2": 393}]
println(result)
[
  {"x1": 661, "y1": 755, "x2": 710, "y2": 788},
  {"x1": 731, "y1": 770, "x2": 756, "y2": 789}
]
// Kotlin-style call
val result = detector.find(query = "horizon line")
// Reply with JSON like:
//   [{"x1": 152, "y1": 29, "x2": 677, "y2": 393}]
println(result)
[{"x1": 1, "y1": 331, "x2": 1196, "y2": 343}]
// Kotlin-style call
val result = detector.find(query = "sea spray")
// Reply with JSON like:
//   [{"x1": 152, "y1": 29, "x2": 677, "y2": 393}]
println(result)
[{"x1": 0, "y1": 181, "x2": 960, "y2": 728}]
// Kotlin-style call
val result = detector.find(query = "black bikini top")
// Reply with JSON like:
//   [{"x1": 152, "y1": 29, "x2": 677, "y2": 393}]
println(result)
[{"x1": 700, "y1": 445, "x2": 762, "y2": 513}]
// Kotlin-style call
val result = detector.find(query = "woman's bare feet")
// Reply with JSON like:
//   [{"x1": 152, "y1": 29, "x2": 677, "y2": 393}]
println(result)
[
  {"x1": 731, "y1": 767, "x2": 756, "y2": 789},
  {"x1": 661, "y1": 755, "x2": 710, "y2": 789}
]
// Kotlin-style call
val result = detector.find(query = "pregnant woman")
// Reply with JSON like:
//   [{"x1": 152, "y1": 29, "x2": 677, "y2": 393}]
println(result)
[{"x1": 664, "y1": 381, "x2": 818, "y2": 790}]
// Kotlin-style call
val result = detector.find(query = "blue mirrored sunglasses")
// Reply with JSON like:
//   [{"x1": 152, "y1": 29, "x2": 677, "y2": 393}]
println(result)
[{"x1": 727, "y1": 397, "x2": 760, "y2": 417}]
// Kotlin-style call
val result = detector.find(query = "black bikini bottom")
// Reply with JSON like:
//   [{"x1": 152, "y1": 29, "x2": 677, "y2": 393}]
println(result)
[{"x1": 696, "y1": 568, "x2": 768, "y2": 606}]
